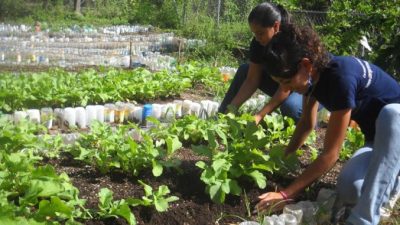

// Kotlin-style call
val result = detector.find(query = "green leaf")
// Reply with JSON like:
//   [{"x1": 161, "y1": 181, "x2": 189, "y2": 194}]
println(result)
[
  {"x1": 247, "y1": 170, "x2": 266, "y2": 189},
  {"x1": 152, "y1": 160, "x2": 163, "y2": 177},
  {"x1": 139, "y1": 180, "x2": 153, "y2": 197},
  {"x1": 0, "y1": 217, "x2": 44, "y2": 225},
  {"x1": 154, "y1": 198, "x2": 169, "y2": 212},
  {"x1": 99, "y1": 188, "x2": 113, "y2": 209},
  {"x1": 36, "y1": 196, "x2": 73, "y2": 219},
  {"x1": 114, "y1": 204, "x2": 137, "y2": 225},
  {"x1": 221, "y1": 180, "x2": 230, "y2": 193},
  {"x1": 126, "y1": 198, "x2": 144, "y2": 207},
  {"x1": 166, "y1": 136, "x2": 182, "y2": 155},
  {"x1": 228, "y1": 180, "x2": 242, "y2": 196},
  {"x1": 211, "y1": 158, "x2": 228, "y2": 173},
  {"x1": 209, "y1": 182, "x2": 224, "y2": 203},
  {"x1": 207, "y1": 129, "x2": 218, "y2": 150},
  {"x1": 195, "y1": 161, "x2": 206, "y2": 169},
  {"x1": 156, "y1": 185, "x2": 170, "y2": 196}
]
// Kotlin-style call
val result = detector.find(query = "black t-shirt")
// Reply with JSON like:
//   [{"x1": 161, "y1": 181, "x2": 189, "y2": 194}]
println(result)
[
  {"x1": 249, "y1": 38, "x2": 279, "y2": 96},
  {"x1": 312, "y1": 56, "x2": 400, "y2": 141}
]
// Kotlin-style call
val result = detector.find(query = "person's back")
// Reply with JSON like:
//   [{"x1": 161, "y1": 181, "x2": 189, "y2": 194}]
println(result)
[{"x1": 314, "y1": 55, "x2": 400, "y2": 141}]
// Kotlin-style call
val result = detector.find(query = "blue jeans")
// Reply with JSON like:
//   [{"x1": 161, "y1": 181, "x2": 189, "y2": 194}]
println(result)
[
  {"x1": 218, "y1": 64, "x2": 303, "y2": 122},
  {"x1": 336, "y1": 104, "x2": 400, "y2": 225}
]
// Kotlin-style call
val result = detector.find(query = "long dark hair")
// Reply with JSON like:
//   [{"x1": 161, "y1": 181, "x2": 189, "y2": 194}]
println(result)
[
  {"x1": 248, "y1": 2, "x2": 291, "y2": 27},
  {"x1": 264, "y1": 24, "x2": 330, "y2": 78}
]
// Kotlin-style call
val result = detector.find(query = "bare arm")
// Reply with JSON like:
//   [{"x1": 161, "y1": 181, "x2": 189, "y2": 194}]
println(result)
[
  {"x1": 255, "y1": 86, "x2": 291, "y2": 124},
  {"x1": 230, "y1": 62, "x2": 263, "y2": 108},
  {"x1": 281, "y1": 107, "x2": 351, "y2": 198},
  {"x1": 256, "y1": 98, "x2": 351, "y2": 211},
  {"x1": 284, "y1": 96, "x2": 320, "y2": 155}
]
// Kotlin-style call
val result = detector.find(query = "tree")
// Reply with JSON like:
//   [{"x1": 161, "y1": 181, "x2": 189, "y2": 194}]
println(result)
[{"x1": 74, "y1": 0, "x2": 81, "y2": 14}]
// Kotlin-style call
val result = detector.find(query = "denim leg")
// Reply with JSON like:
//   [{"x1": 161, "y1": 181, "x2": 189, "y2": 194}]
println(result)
[
  {"x1": 336, "y1": 145, "x2": 373, "y2": 206},
  {"x1": 279, "y1": 92, "x2": 303, "y2": 122},
  {"x1": 218, "y1": 64, "x2": 249, "y2": 113},
  {"x1": 347, "y1": 104, "x2": 400, "y2": 225}
]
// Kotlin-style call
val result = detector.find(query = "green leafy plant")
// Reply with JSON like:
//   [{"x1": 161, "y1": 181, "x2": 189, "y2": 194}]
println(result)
[
  {"x1": 127, "y1": 180, "x2": 179, "y2": 212},
  {"x1": 340, "y1": 127, "x2": 365, "y2": 160},
  {"x1": 194, "y1": 113, "x2": 299, "y2": 203},
  {"x1": 98, "y1": 188, "x2": 136, "y2": 225},
  {"x1": 0, "y1": 150, "x2": 87, "y2": 224},
  {"x1": 68, "y1": 121, "x2": 181, "y2": 177}
]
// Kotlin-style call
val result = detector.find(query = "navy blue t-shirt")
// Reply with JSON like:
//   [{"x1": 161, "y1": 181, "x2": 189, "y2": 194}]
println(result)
[
  {"x1": 311, "y1": 56, "x2": 400, "y2": 141},
  {"x1": 249, "y1": 38, "x2": 279, "y2": 96}
]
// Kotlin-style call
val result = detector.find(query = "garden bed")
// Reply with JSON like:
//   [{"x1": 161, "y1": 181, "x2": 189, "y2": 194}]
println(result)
[{"x1": 44, "y1": 128, "x2": 346, "y2": 225}]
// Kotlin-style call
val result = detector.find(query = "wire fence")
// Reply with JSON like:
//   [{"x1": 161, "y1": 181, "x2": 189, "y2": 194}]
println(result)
[{"x1": 291, "y1": 10, "x2": 328, "y2": 27}]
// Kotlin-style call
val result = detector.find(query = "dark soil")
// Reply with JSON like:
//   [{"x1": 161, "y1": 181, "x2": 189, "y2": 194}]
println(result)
[{"x1": 45, "y1": 126, "x2": 343, "y2": 225}]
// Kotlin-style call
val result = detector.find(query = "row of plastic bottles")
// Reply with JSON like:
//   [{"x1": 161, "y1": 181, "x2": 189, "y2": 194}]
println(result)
[
  {"x1": 0, "y1": 33, "x2": 175, "y2": 44},
  {"x1": 6, "y1": 93, "x2": 272, "y2": 130},
  {"x1": 9, "y1": 99, "x2": 220, "y2": 130},
  {"x1": 0, "y1": 23, "x2": 152, "y2": 35},
  {"x1": 0, "y1": 23, "x2": 208, "y2": 70},
  {"x1": 0, "y1": 50, "x2": 176, "y2": 69},
  {"x1": 0, "y1": 23, "x2": 31, "y2": 32}
]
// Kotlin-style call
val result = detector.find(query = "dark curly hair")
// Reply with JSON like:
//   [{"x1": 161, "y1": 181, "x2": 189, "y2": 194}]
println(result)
[{"x1": 264, "y1": 24, "x2": 330, "y2": 78}]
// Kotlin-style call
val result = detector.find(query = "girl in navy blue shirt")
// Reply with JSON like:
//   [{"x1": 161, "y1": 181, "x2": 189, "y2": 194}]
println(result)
[{"x1": 256, "y1": 24, "x2": 400, "y2": 225}]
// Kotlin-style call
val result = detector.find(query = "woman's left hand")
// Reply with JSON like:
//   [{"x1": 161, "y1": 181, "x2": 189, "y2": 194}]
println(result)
[{"x1": 254, "y1": 192, "x2": 288, "y2": 214}]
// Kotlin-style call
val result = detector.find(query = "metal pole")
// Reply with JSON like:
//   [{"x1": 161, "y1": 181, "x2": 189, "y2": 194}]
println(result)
[
  {"x1": 217, "y1": 0, "x2": 221, "y2": 28},
  {"x1": 129, "y1": 39, "x2": 132, "y2": 69}
]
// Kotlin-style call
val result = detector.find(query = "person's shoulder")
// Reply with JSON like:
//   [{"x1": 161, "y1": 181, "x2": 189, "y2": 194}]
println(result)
[{"x1": 250, "y1": 38, "x2": 263, "y2": 49}]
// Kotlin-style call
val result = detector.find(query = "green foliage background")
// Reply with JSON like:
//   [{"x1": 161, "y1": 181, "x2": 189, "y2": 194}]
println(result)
[{"x1": 0, "y1": 0, "x2": 398, "y2": 78}]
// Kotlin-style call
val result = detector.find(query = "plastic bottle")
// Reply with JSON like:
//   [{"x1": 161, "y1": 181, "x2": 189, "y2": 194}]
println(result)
[
  {"x1": 115, "y1": 102, "x2": 126, "y2": 124},
  {"x1": 54, "y1": 108, "x2": 64, "y2": 128},
  {"x1": 63, "y1": 107, "x2": 76, "y2": 128},
  {"x1": 125, "y1": 103, "x2": 136, "y2": 122},
  {"x1": 104, "y1": 104, "x2": 115, "y2": 123},
  {"x1": 238, "y1": 221, "x2": 260, "y2": 225},
  {"x1": 209, "y1": 101, "x2": 220, "y2": 117},
  {"x1": 40, "y1": 107, "x2": 53, "y2": 129},
  {"x1": 75, "y1": 107, "x2": 87, "y2": 129},
  {"x1": 271, "y1": 214, "x2": 284, "y2": 225},
  {"x1": 86, "y1": 105, "x2": 97, "y2": 126},
  {"x1": 182, "y1": 100, "x2": 192, "y2": 115},
  {"x1": 152, "y1": 103, "x2": 162, "y2": 120},
  {"x1": 283, "y1": 204, "x2": 304, "y2": 224},
  {"x1": 190, "y1": 102, "x2": 201, "y2": 117},
  {"x1": 200, "y1": 100, "x2": 210, "y2": 119},
  {"x1": 133, "y1": 106, "x2": 143, "y2": 123},
  {"x1": 27, "y1": 109, "x2": 40, "y2": 123},
  {"x1": 297, "y1": 201, "x2": 317, "y2": 225},
  {"x1": 162, "y1": 103, "x2": 176, "y2": 122},
  {"x1": 31, "y1": 52, "x2": 36, "y2": 64},
  {"x1": 95, "y1": 105, "x2": 105, "y2": 123},
  {"x1": 13, "y1": 111, "x2": 27, "y2": 123},
  {"x1": 142, "y1": 104, "x2": 153, "y2": 127},
  {"x1": 114, "y1": 107, "x2": 125, "y2": 124},
  {"x1": 122, "y1": 55, "x2": 130, "y2": 67},
  {"x1": 16, "y1": 52, "x2": 21, "y2": 64},
  {"x1": 173, "y1": 100, "x2": 183, "y2": 118},
  {"x1": 263, "y1": 216, "x2": 275, "y2": 225},
  {"x1": 279, "y1": 213, "x2": 298, "y2": 225}
]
